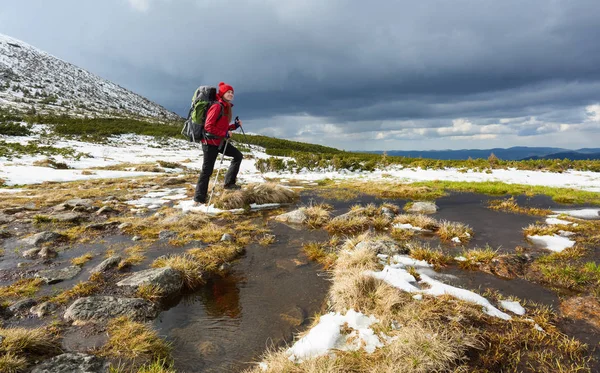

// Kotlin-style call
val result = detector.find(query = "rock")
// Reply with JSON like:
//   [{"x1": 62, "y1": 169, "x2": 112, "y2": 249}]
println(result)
[
  {"x1": 17, "y1": 262, "x2": 30, "y2": 268},
  {"x1": 3, "y1": 207, "x2": 26, "y2": 214},
  {"x1": 198, "y1": 341, "x2": 225, "y2": 356},
  {"x1": 52, "y1": 212, "x2": 86, "y2": 223},
  {"x1": 481, "y1": 254, "x2": 529, "y2": 279},
  {"x1": 64, "y1": 296, "x2": 157, "y2": 323},
  {"x1": 36, "y1": 266, "x2": 82, "y2": 284},
  {"x1": 23, "y1": 248, "x2": 41, "y2": 259},
  {"x1": 90, "y1": 256, "x2": 121, "y2": 274},
  {"x1": 381, "y1": 207, "x2": 396, "y2": 220},
  {"x1": 96, "y1": 206, "x2": 116, "y2": 215},
  {"x1": 0, "y1": 213, "x2": 16, "y2": 224},
  {"x1": 280, "y1": 306, "x2": 305, "y2": 327},
  {"x1": 53, "y1": 203, "x2": 69, "y2": 212},
  {"x1": 406, "y1": 201, "x2": 438, "y2": 214},
  {"x1": 64, "y1": 198, "x2": 94, "y2": 208},
  {"x1": 85, "y1": 221, "x2": 120, "y2": 230},
  {"x1": 118, "y1": 222, "x2": 132, "y2": 230},
  {"x1": 219, "y1": 263, "x2": 232, "y2": 272},
  {"x1": 21, "y1": 231, "x2": 64, "y2": 246},
  {"x1": 274, "y1": 209, "x2": 308, "y2": 224},
  {"x1": 163, "y1": 177, "x2": 185, "y2": 186},
  {"x1": 39, "y1": 247, "x2": 58, "y2": 259},
  {"x1": 104, "y1": 196, "x2": 119, "y2": 202},
  {"x1": 31, "y1": 353, "x2": 109, "y2": 373},
  {"x1": 132, "y1": 235, "x2": 141, "y2": 241},
  {"x1": 159, "y1": 230, "x2": 178, "y2": 240},
  {"x1": 0, "y1": 228, "x2": 12, "y2": 238},
  {"x1": 220, "y1": 233, "x2": 233, "y2": 242},
  {"x1": 31, "y1": 301, "x2": 59, "y2": 317},
  {"x1": 9, "y1": 298, "x2": 37, "y2": 313},
  {"x1": 331, "y1": 208, "x2": 365, "y2": 223},
  {"x1": 355, "y1": 238, "x2": 407, "y2": 255},
  {"x1": 117, "y1": 267, "x2": 183, "y2": 296}
]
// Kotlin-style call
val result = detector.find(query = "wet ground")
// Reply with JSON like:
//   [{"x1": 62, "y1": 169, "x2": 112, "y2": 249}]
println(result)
[
  {"x1": 153, "y1": 222, "x2": 330, "y2": 373},
  {"x1": 2, "y1": 189, "x2": 599, "y2": 371}
]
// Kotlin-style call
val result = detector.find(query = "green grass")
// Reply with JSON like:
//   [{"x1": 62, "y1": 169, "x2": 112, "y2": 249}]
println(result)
[
  {"x1": 0, "y1": 122, "x2": 31, "y2": 136},
  {"x1": 0, "y1": 139, "x2": 90, "y2": 160}
]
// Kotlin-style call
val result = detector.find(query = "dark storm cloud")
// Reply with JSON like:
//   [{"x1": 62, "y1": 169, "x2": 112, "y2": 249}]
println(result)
[{"x1": 1, "y1": 0, "x2": 599, "y2": 149}]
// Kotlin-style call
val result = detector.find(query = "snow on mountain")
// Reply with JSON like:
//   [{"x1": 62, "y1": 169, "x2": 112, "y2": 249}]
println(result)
[{"x1": 0, "y1": 33, "x2": 180, "y2": 121}]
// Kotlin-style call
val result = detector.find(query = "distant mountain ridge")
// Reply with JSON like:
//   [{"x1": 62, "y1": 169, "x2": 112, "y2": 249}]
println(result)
[
  {"x1": 0, "y1": 33, "x2": 181, "y2": 121},
  {"x1": 363, "y1": 147, "x2": 600, "y2": 160}
]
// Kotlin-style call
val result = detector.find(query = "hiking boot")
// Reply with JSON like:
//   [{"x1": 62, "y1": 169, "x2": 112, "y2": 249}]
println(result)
[{"x1": 223, "y1": 184, "x2": 242, "y2": 190}]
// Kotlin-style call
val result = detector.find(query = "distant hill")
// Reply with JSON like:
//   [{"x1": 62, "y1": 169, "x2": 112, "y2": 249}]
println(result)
[
  {"x1": 522, "y1": 152, "x2": 600, "y2": 160},
  {"x1": 0, "y1": 33, "x2": 181, "y2": 122},
  {"x1": 363, "y1": 147, "x2": 570, "y2": 160}
]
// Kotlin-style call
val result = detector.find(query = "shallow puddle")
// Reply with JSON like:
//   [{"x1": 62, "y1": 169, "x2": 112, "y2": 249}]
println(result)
[{"x1": 152, "y1": 222, "x2": 330, "y2": 373}]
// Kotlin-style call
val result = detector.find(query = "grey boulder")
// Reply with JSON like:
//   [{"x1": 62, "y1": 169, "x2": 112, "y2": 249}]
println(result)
[
  {"x1": 117, "y1": 267, "x2": 183, "y2": 296},
  {"x1": 36, "y1": 266, "x2": 81, "y2": 284},
  {"x1": 64, "y1": 296, "x2": 157, "y2": 323},
  {"x1": 21, "y1": 231, "x2": 64, "y2": 246},
  {"x1": 89, "y1": 256, "x2": 121, "y2": 274},
  {"x1": 274, "y1": 209, "x2": 308, "y2": 224},
  {"x1": 406, "y1": 201, "x2": 438, "y2": 214},
  {"x1": 31, "y1": 353, "x2": 108, "y2": 373}
]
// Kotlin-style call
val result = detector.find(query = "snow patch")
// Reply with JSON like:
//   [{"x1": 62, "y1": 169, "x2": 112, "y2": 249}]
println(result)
[{"x1": 528, "y1": 234, "x2": 576, "y2": 252}]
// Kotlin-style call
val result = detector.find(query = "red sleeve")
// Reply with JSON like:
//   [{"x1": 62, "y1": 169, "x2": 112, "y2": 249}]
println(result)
[{"x1": 204, "y1": 103, "x2": 226, "y2": 137}]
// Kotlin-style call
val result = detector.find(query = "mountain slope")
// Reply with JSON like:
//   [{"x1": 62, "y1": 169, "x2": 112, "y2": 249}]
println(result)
[
  {"x1": 0, "y1": 33, "x2": 180, "y2": 122},
  {"x1": 364, "y1": 147, "x2": 568, "y2": 160},
  {"x1": 522, "y1": 152, "x2": 600, "y2": 160}
]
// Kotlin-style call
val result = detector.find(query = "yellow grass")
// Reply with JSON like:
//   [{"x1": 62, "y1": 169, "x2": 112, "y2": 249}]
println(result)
[
  {"x1": 151, "y1": 254, "x2": 202, "y2": 289},
  {"x1": 71, "y1": 252, "x2": 94, "y2": 266},
  {"x1": 0, "y1": 278, "x2": 44, "y2": 299},
  {"x1": 0, "y1": 353, "x2": 28, "y2": 373},
  {"x1": 102, "y1": 316, "x2": 171, "y2": 362},
  {"x1": 0, "y1": 326, "x2": 60, "y2": 355},
  {"x1": 437, "y1": 220, "x2": 474, "y2": 242}
]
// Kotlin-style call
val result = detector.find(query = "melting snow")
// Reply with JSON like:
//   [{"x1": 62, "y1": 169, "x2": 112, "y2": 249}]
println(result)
[
  {"x1": 499, "y1": 300, "x2": 526, "y2": 315},
  {"x1": 553, "y1": 209, "x2": 600, "y2": 219},
  {"x1": 545, "y1": 217, "x2": 573, "y2": 225},
  {"x1": 286, "y1": 309, "x2": 385, "y2": 362},
  {"x1": 528, "y1": 234, "x2": 576, "y2": 252}
]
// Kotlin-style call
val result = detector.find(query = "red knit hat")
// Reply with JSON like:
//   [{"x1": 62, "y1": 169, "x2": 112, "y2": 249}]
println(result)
[{"x1": 218, "y1": 82, "x2": 234, "y2": 96}]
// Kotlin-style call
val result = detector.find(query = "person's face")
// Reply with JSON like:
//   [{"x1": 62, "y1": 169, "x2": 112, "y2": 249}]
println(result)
[{"x1": 223, "y1": 90, "x2": 234, "y2": 101}]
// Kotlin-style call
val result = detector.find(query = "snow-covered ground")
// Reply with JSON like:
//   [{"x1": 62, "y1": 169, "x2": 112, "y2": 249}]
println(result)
[{"x1": 2, "y1": 126, "x2": 600, "y2": 205}]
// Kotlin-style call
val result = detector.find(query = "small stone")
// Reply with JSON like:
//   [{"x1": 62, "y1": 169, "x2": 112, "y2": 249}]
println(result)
[
  {"x1": 219, "y1": 263, "x2": 232, "y2": 272},
  {"x1": 90, "y1": 256, "x2": 122, "y2": 274},
  {"x1": 406, "y1": 201, "x2": 438, "y2": 214},
  {"x1": 381, "y1": 207, "x2": 396, "y2": 220},
  {"x1": 17, "y1": 262, "x2": 30, "y2": 268},
  {"x1": 21, "y1": 231, "x2": 64, "y2": 246},
  {"x1": 39, "y1": 247, "x2": 58, "y2": 259},
  {"x1": 132, "y1": 235, "x2": 141, "y2": 241},
  {"x1": 85, "y1": 221, "x2": 120, "y2": 230},
  {"x1": 9, "y1": 298, "x2": 37, "y2": 313},
  {"x1": 159, "y1": 230, "x2": 178, "y2": 240},
  {"x1": 65, "y1": 198, "x2": 94, "y2": 208},
  {"x1": 2, "y1": 207, "x2": 25, "y2": 214},
  {"x1": 280, "y1": 306, "x2": 305, "y2": 327},
  {"x1": 53, "y1": 203, "x2": 69, "y2": 212},
  {"x1": 31, "y1": 353, "x2": 108, "y2": 373},
  {"x1": 0, "y1": 213, "x2": 15, "y2": 224},
  {"x1": 36, "y1": 266, "x2": 82, "y2": 284},
  {"x1": 274, "y1": 209, "x2": 308, "y2": 224},
  {"x1": 220, "y1": 233, "x2": 233, "y2": 242},
  {"x1": 117, "y1": 267, "x2": 183, "y2": 296},
  {"x1": 96, "y1": 206, "x2": 116, "y2": 215},
  {"x1": 31, "y1": 301, "x2": 58, "y2": 317},
  {"x1": 118, "y1": 222, "x2": 132, "y2": 230},
  {"x1": 52, "y1": 212, "x2": 86, "y2": 223},
  {"x1": 23, "y1": 248, "x2": 41, "y2": 259},
  {"x1": 163, "y1": 177, "x2": 185, "y2": 186}
]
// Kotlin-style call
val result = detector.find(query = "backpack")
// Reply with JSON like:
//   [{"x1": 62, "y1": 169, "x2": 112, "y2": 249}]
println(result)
[{"x1": 181, "y1": 86, "x2": 223, "y2": 142}]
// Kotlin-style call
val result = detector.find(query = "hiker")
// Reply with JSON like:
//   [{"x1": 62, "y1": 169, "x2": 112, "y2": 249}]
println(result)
[{"x1": 194, "y1": 82, "x2": 243, "y2": 205}]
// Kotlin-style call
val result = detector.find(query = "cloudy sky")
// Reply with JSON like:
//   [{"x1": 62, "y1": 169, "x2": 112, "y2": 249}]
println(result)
[{"x1": 1, "y1": 0, "x2": 600, "y2": 151}]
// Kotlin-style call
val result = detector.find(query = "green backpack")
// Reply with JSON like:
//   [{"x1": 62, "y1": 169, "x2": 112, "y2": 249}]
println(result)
[{"x1": 181, "y1": 86, "x2": 223, "y2": 142}]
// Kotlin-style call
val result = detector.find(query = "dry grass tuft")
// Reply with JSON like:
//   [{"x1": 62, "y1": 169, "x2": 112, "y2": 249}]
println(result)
[
  {"x1": 0, "y1": 278, "x2": 43, "y2": 299},
  {"x1": 102, "y1": 316, "x2": 171, "y2": 362},
  {"x1": 213, "y1": 189, "x2": 246, "y2": 210},
  {"x1": 0, "y1": 353, "x2": 28, "y2": 373},
  {"x1": 0, "y1": 326, "x2": 60, "y2": 356},
  {"x1": 437, "y1": 220, "x2": 473, "y2": 242},
  {"x1": 488, "y1": 197, "x2": 553, "y2": 216},
  {"x1": 394, "y1": 214, "x2": 439, "y2": 230},
  {"x1": 409, "y1": 244, "x2": 452, "y2": 269},
  {"x1": 372, "y1": 215, "x2": 392, "y2": 231},
  {"x1": 118, "y1": 245, "x2": 147, "y2": 270},
  {"x1": 325, "y1": 215, "x2": 370, "y2": 235},
  {"x1": 302, "y1": 242, "x2": 337, "y2": 269},
  {"x1": 459, "y1": 246, "x2": 498, "y2": 270},
  {"x1": 137, "y1": 284, "x2": 165, "y2": 302},
  {"x1": 187, "y1": 243, "x2": 243, "y2": 273},
  {"x1": 304, "y1": 204, "x2": 332, "y2": 228},
  {"x1": 523, "y1": 223, "x2": 561, "y2": 237},
  {"x1": 71, "y1": 252, "x2": 94, "y2": 266},
  {"x1": 151, "y1": 254, "x2": 202, "y2": 289}
]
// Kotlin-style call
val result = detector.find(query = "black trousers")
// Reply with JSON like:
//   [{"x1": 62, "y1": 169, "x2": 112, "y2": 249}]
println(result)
[{"x1": 194, "y1": 141, "x2": 243, "y2": 203}]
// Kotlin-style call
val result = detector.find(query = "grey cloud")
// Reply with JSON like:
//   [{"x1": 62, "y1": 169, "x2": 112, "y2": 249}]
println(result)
[{"x1": 1, "y1": 0, "x2": 600, "y2": 149}]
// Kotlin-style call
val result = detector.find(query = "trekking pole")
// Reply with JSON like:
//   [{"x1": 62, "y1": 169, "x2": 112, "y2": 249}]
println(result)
[
  {"x1": 206, "y1": 138, "x2": 230, "y2": 211},
  {"x1": 235, "y1": 116, "x2": 252, "y2": 156}
]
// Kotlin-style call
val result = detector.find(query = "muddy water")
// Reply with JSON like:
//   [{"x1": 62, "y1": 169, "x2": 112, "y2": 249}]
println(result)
[{"x1": 152, "y1": 222, "x2": 330, "y2": 373}]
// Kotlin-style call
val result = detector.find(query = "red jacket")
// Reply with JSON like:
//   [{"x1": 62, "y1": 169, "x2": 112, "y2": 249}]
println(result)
[{"x1": 202, "y1": 96, "x2": 238, "y2": 146}]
